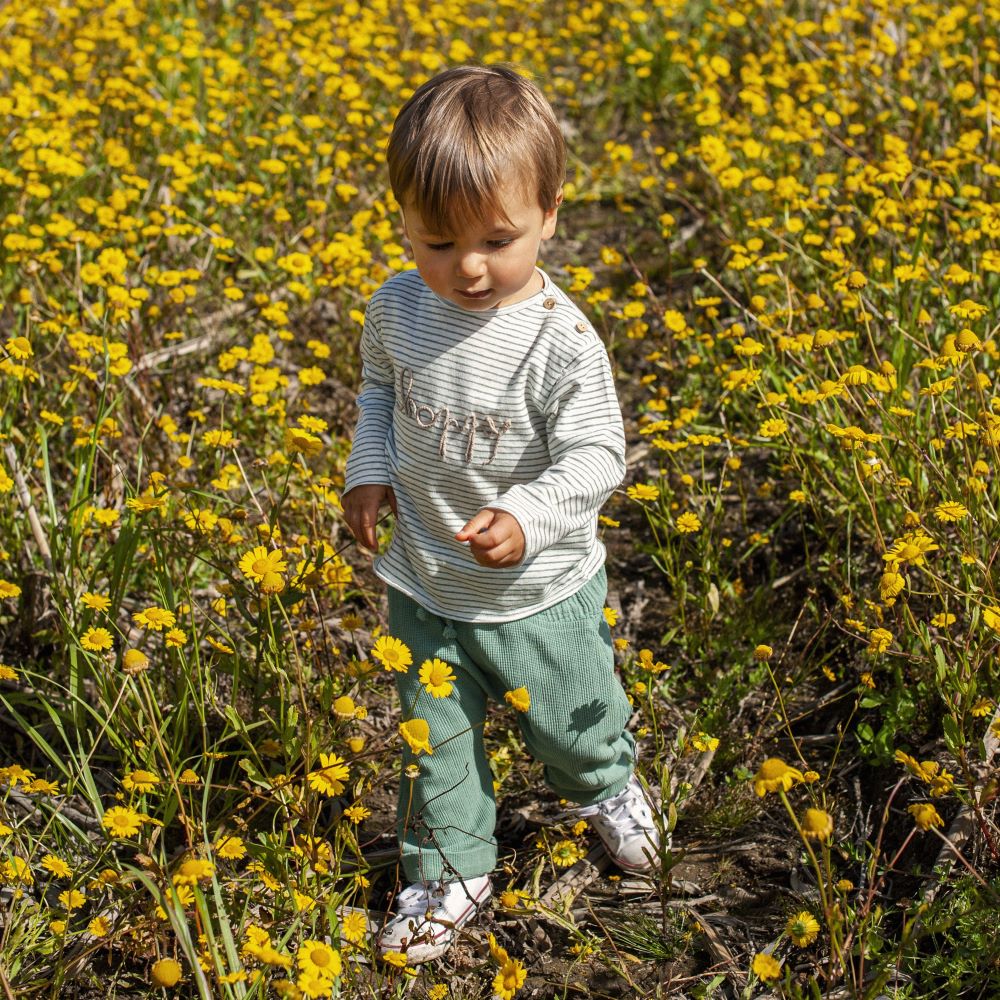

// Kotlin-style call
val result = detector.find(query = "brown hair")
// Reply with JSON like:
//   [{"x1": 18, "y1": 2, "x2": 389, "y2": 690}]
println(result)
[{"x1": 387, "y1": 65, "x2": 566, "y2": 234}]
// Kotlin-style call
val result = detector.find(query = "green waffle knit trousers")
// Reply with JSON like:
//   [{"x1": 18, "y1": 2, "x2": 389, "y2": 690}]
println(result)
[{"x1": 388, "y1": 566, "x2": 636, "y2": 882}]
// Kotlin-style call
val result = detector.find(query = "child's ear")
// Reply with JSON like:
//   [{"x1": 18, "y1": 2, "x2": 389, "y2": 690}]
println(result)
[{"x1": 541, "y1": 190, "x2": 562, "y2": 239}]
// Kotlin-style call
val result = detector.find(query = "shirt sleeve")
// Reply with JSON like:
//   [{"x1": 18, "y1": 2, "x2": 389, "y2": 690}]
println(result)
[
  {"x1": 487, "y1": 341, "x2": 626, "y2": 560},
  {"x1": 343, "y1": 297, "x2": 395, "y2": 493}
]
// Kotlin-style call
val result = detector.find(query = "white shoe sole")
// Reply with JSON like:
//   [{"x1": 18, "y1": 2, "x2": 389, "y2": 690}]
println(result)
[{"x1": 378, "y1": 880, "x2": 491, "y2": 964}]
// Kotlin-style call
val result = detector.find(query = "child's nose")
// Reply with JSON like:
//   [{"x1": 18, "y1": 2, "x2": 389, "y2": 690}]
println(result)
[{"x1": 455, "y1": 251, "x2": 487, "y2": 278}]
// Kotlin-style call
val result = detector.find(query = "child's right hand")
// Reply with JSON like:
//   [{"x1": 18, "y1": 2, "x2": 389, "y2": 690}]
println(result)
[{"x1": 342, "y1": 484, "x2": 397, "y2": 551}]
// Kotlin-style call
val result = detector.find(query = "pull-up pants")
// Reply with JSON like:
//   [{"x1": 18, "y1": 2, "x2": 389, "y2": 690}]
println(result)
[{"x1": 388, "y1": 567, "x2": 636, "y2": 882}]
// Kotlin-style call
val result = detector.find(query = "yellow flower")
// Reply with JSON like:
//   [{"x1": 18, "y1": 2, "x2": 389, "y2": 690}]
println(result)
[
  {"x1": 173, "y1": 857, "x2": 215, "y2": 885},
  {"x1": 296, "y1": 939, "x2": 342, "y2": 980},
  {"x1": 81, "y1": 592, "x2": 111, "y2": 611},
  {"x1": 800, "y1": 808, "x2": 834, "y2": 841},
  {"x1": 292, "y1": 889, "x2": 316, "y2": 913},
  {"x1": 1, "y1": 764, "x2": 33, "y2": 786},
  {"x1": 2, "y1": 855, "x2": 32, "y2": 884},
  {"x1": 132, "y1": 606, "x2": 176, "y2": 631},
  {"x1": 753, "y1": 644, "x2": 773, "y2": 661},
  {"x1": 150, "y1": 958, "x2": 182, "y2": 987},
  {"x1": 933, "y1": 501, "x2": 969, "y2": 522},
  {"x1": 58, "y1": 888, "x2": 85, "y2": 911},
  {"x1": 418, "y1": 658, "x2": 456, "y2": 698},
  {"x1": 493, "y1": 957, "x2": 527, "y2": 1000},
  {"x1": 919, "y1": 760, "x2": 955, "y2": 797},
  {"x1": 504, "y1": 687, "x2": 531, "y2": 712},
  {"x1": 866, "y1": 627, "x2": 893, "y2": 654},
  {"x1": 340, "y1": 910, "x2": 368, "y2": 945},
  {"x1": 751, "y1": 952, "x2": 782, "y2": 981},
  {"x1": 122, "y1": 769, "x2": 159, "y2": 793},
  {"x1": 277, "y1": 252, "x2": 313, "y2": 276},
  {"x1": 949, "y1": 298, "x2": 988, "y2": 320},
  {"x1": 676, "y1": 511, "x2": 701, "y2": 533},
  {"x1": 883, "y1": 531, "x2": 938, "y2": 567},
  {"x1": 786, "y1": 911, "x2": 820, "y2": 947},
  {"x1": 399, "y1": 718, "x2": 433, "y2": 756},
  {"x1": 752, "y1": 758, "x2": 803, "y2": 796},
  {"x1": 550, "y1": 839, "x2": 585, "y2": 867},
  {"x1": 626, "y1": 483, "x2": 660, "y2": 501},
  {"x1": 372, "y1": 635, "x2": 412, "y2": 673},
  {"x1": 5, "y1": 336, "x2": 32, "y2": 360},
  {"x1": 102, "y1": 806, "x2": 143, "y2": 838},
  {"x1": 602, "y1": 606, "x2": 618, "y2": 627},
  {"x1": 42, "y1": 855, "x2": 72, "y2": 878},
  {"x1": 81, "y1": 627, "x2": 114, "y2": 652},
  {"x1": 284, "y1": 426, "x2": 324, "y2": 456},
  {"x1": 488, "y1": 932, "x2": 509, "y2": 964},
  {"x1": 758, "y1": 418, "x2": 788, "y2": 438},
  {"x1": 879, "y1": 571, "x2": 905, "y2": 601},
  {"x1": 26, "y1": 778, "x2": 59, "y2": 796},
  {"x1": 982, "y1": 606, "x2": 1000, "y2": 634},
  {"x1": 165, "y1": 628, "x2": 188, "y2": 648},
  {"x1": 215, "y1": 835, "x2": 247, "y2": 860},
  {"x1": 908, "y1": 802, "x2": 944, "y2": 831},
  {"x1": 333, "y1": 695, "x2": 356, "y2": 720},
  {"x1": 239, "y1": 546, "x2": 288, "y2": 593},
  {"x1": 689, "y1": 731, "x2": 719, "y2": 752},
  {"x1": 343, "y1": 802, "x2": 370, "y2": 823},
  {"x1": 206, "y1": 635, "x2": 234, "y2": 655},
  {"x1": 307, "y1": 753, "x2": 350, "y2": 797},
  {"x1": 895, "y1": 749, "x2": 923, "y2": 779},
  {"x1": 122, "y1": 648, "x2": 150, "y2": 674}
]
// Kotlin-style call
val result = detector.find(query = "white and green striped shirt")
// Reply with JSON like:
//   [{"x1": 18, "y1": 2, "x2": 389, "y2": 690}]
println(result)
[{"x1": 344, "y1": 268, "x2": 626, "y2": 623}]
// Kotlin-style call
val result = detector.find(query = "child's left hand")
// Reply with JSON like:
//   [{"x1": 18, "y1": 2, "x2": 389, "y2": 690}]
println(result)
[{"x1": 455, "y1": 509, "x2": 525, "y2": 567}]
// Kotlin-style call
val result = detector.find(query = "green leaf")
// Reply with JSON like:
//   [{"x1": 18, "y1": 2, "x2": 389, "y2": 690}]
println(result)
[{"x1": 943, "y1": 714, "x2": 964, "y2": 754}]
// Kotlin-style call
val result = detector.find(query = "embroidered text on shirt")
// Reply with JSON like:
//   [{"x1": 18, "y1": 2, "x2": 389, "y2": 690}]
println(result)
[{"x1": 397, "y1": 368, "x2": 512, "y2": 464}]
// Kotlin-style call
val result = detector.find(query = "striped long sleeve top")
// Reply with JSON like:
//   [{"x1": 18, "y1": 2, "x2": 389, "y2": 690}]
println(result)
[{"x1": 343, "y1": 268, "x2": 626, "y2": 623}]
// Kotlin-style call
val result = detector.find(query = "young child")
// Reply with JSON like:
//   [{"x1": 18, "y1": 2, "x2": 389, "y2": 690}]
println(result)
[{"x1": 342, "y1": 64, "x2": 661, "y2": 963}]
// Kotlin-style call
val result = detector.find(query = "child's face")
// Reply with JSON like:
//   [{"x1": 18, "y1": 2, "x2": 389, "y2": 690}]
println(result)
[{"x1": 401, "y1": 184, "x2": 560, "y2": 311}]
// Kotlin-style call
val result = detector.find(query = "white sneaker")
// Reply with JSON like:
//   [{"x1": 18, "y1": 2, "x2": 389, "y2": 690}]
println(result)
[
  {"x1": 378, "y1": 874, "x2": 491, "y2": 963},
  {"x1": 574, "y1": 774, "x2": 663, "y2": 872}
]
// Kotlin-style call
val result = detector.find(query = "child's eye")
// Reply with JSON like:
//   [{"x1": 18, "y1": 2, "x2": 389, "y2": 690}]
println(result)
[
  {"x1": 426, "y1": 242, "x2": 452, "y2": 251},
  {"x1": 487, "y1": 239, "x2": 514, "y2": 249}
]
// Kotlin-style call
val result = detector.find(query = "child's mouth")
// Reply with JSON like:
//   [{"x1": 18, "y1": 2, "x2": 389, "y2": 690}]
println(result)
[{"x1": 457, "y1": 288, "x2": 493, "y2": 300}]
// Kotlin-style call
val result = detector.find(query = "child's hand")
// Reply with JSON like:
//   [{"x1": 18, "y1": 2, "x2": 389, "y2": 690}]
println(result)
[
  {"x1": 343, "y1": 484, "x2": 396, "y2": 551},
  {"x1": 455, "y1": 509, "x2": 525, "y2": 567}
]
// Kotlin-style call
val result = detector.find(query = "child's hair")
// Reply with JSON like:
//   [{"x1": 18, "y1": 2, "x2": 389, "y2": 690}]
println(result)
[{"x1": 387, "y1": 65, "x2": 566, "y2": 235}]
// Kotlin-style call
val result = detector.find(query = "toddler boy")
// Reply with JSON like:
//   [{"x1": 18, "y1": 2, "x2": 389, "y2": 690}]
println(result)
[{"x1": 342, "y1": 64, "x2": 661, "y2": 963}]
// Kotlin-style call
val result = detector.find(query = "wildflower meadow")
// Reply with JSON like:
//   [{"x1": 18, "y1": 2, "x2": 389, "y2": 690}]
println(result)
[{"x1": 1, "y1": 0, "x2": 999, "y2": 997}]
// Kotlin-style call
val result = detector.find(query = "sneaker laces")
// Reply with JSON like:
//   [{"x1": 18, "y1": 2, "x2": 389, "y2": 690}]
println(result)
[
  {"x1": 392, "y1": 878, "x2": 483, "y2": 922},
  {"x1": 393, "y1": 881, "x2": 441, "y2": 920},
  {"x1": 580, "y1": 782, "x2": 655, "y2": 839}
]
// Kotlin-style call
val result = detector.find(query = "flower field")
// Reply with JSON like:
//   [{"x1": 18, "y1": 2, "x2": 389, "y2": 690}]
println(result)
[{"x1": 1, "y1": 0, "x2": 999, "y2": 997}]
